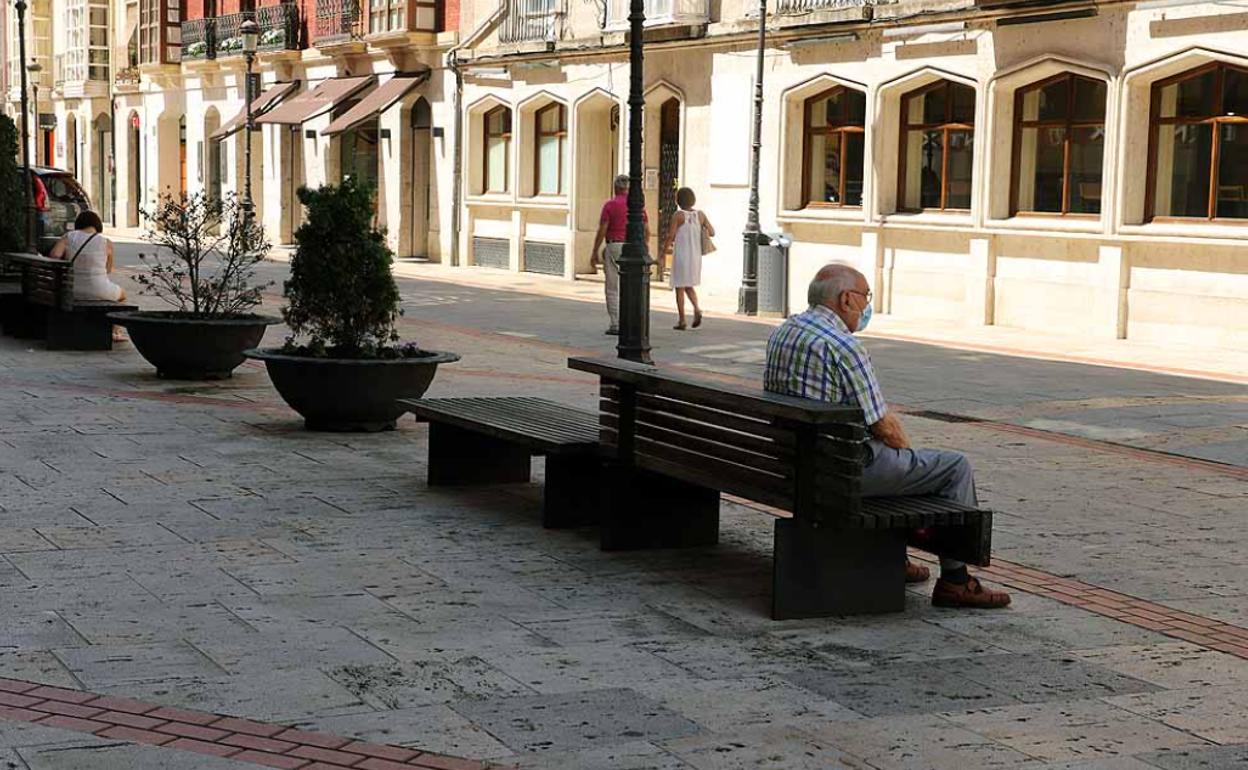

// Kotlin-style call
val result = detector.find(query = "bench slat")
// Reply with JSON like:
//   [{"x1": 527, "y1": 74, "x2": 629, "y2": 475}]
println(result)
[
  {"x1": 633, "y1": 435, "x2": 793, "y2": 507},
  {"x1": 401, "y1": 397, "x2": 600, "y2": 454},
  {"x1": 633, "y1": 392, "x2": 798, "y2": 446}
]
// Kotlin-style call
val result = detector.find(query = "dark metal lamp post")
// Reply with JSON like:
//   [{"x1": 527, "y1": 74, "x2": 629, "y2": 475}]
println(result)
[
  {"x1": 14, "y1": 0, "x2": 34, "y2": 251},
  {"x1": 240, "y1": 18, "x2": 259, "y2": 221},
  {"x1": 737, "y1": 0, "x2": 766, "y2": 316},
  {"x1": 617, "y1": 0, "x2": 652, "y2": 363}
]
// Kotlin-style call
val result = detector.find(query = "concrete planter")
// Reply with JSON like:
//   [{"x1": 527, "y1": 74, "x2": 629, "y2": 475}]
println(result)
[
  {"x1": 109, "y1": 311, "x2": 281, "y2": 380},
  {"x1": 244, "y1": 347, "x2": 460, "y2": 432}
]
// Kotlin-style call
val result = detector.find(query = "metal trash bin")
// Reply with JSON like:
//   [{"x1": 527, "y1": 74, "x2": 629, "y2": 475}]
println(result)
[{"x1": 757, "y1": 232, "x2": 791, "y2": 318}]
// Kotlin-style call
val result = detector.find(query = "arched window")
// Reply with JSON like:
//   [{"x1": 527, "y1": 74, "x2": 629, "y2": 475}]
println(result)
[
  {"x1": 534, "y1": 103, "x2": 567, "y2": 195},
  {"x1": 801, "y1": 85, "x2": 865, "y2": 207},
  {"x1": 1148, "y1": 63, "x2": 1248, "y2": 221},
  {"x1": 483, "y1": 106, "x2": 512, "y2": 194},
  {"x1": 1012, "y1": 74, "x2": 1107, "y2": 216},
  {"x1": 899, "y1": 80, "x2": 976, "y2": 211}
]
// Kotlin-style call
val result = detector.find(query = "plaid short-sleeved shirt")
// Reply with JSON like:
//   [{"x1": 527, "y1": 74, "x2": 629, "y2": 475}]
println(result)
[{"x1": 763, "y1": 305, "x2": 888, "y2": 426}]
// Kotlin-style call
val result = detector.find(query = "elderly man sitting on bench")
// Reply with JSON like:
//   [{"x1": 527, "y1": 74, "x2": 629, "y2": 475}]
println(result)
[{"x1": 764, "y1": 263, "x2": 1011, "y2": 609}]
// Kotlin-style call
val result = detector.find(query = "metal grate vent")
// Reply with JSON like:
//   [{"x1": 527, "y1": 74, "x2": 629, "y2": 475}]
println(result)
[
  {"x1": 472, "y1": 237, "x2": 510, "y2": 269},
  {"x1": 523, "y1": 241, "x2": 565, "y2": 276}
]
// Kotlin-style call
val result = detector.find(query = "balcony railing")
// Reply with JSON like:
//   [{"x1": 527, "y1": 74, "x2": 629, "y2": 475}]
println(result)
[
  {"x1": 774, "y1": 0, "x2": 871, "y2": 14},
  {"x1": 314, "y1": 0, "x2": 363, "y2": 45},
  {"x1": 181, "y1": 17, "x2": 216, "y2": 60},
  {"x1": 603, "y1": 0, "x2": 707, "y2": 30},
  {"x1": 500, "y1": 0, "x2": 559, "y2": 43},
  {"x1": 257, "y1": 3, "x2": 300, "y2": 51}
]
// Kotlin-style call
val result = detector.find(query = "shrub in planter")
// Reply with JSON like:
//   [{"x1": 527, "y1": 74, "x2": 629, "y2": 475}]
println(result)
[
  {"x1": 109, "y1": 193, "x2": 281, "y2": 379},
  {"x1": 246, "y1": 179, "x2": 458, "y2": 431},
  {"x1": 0, "y1": 115, "x2": 24, "y2": 255}
]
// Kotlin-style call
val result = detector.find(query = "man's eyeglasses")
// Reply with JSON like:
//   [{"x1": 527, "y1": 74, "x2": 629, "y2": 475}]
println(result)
[{"x1": 847, "y1": 289, "x2": 873, "y2": 304}]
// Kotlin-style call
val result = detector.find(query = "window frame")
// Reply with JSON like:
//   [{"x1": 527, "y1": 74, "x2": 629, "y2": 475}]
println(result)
[
  {"x1": 1009, "y1": 72, "x2": 1107, "y2": 218},
  {"x1": 482, "y1": 105, "x2": 512, "y2": 194},
  {"x1": 533, "y1": 102, "x2": 567, "y2": 196},
  {"x1": 896, "y1": 79, "x2": 977, "y2": 213},
  {"x1": 1145, "y1": 61, "x2": 1248, "y2": 223},
  {"x1": 799, "y1": 84, "x2": 866, "y2": 209}
]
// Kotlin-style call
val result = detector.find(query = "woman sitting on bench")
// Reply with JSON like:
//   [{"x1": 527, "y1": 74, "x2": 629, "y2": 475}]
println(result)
[{"x1": 49, "y1": 211, "x2": 127, "y2": 342}]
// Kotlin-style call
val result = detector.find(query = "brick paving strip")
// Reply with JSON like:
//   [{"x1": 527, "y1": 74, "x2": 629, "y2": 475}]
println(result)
[{"x1": 0, "y1": 679, "x2": 502, "y2": 770}]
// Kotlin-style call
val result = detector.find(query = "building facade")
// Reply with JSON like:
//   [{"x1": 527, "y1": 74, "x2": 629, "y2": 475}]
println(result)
[
  {"x1": 5, "y1": 0, "x2": 1245, "y2": 349},
  {"x1": 451, "y1": 0, "x2": 1248, "y2": 350}
]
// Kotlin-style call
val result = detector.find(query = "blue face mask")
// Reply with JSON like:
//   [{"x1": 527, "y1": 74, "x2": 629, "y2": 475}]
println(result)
[{"x1": 856, "y1": 303, "x2": 873, "y2": 333}]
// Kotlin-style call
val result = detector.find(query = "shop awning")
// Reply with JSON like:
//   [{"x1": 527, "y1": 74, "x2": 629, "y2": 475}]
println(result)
[
  {"x1": 210, "y1": 82, "x2": 299, "y2": 140},
  {"x1": 255, "y1": 75, "x2": 375, "y2": 126},
  {"x1": 321, "y1": 72, "x2": 431, "y2": 136}
]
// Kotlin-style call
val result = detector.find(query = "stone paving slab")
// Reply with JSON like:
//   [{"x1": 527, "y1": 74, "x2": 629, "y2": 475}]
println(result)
[{"x1": 0, "y1": 255, "x2": 1243, "y2": 768}]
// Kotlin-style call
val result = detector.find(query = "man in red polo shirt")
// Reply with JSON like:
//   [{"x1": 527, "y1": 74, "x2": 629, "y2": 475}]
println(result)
[{"x1": 590, "y1": 174, "x2": 650, "y2": 335}]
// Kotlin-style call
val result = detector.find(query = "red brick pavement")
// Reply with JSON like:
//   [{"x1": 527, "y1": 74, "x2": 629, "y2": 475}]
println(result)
[{"x1": 0, "y1": 682, "x2": 505, "y2": 769}]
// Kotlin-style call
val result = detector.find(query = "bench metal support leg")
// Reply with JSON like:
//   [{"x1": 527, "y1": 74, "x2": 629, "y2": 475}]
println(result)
[
  {"x1": 772, "y1": 520, "x2": 907, "y2": 619},
  {"x1": 46, "y1": 310, "x2": 112, "y2": 351},
  {"x1": 600, "y1": 464, "x2": 719, "y2": 551},
  {"x1": 543, "y1": 455, "x2": 603, "y2": 529},
  {"x1": 426, "y1": 422, "x2": 531, "y2": 486}
]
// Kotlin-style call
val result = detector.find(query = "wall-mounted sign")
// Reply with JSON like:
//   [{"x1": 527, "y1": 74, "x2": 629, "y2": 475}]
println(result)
[
  {"x1": 644, "y1": 168, "x2": 659, "y2": 190},
  {"x1": 38, "y1": 113, "x2": 57, "y2": 130}
]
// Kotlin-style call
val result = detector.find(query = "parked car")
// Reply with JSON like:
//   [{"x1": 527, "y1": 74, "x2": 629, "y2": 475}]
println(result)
[{"x1": 19, "y1": 166, "x2": 91, "y2": 255}]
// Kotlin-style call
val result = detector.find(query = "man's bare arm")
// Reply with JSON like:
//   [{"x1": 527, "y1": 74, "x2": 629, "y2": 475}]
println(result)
[
  {"x1": 590, "y1": 220, "x2": 608, "y2": 268},
  {"x1": 870, "y1": 410, "x2": 911, "y2": 450}
]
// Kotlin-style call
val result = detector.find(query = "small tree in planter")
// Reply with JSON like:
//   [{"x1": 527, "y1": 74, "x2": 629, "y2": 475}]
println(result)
[
  {"x1": 246, "y1": 178, "x2": 458, "y2": 431},
  {"x1": 0, "y1": 115, "x2": 25, "y2": 256},
  {"x1": 134, "y1": 192, "x2": 272, "y2": 317},
  {"x1": 281, "y1": 178, "x2": 405, "y2": 357},
  {"x1": 109, "y1": 193, "x2": 282, "y2": 380}
]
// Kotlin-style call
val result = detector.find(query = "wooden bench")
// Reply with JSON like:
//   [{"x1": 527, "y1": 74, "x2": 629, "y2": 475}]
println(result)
[
  {"x1": 3, "y1": 252, "x2": 136, "y2": 350},
  {"x1": 399, "y1": 396, "x2": 604, "y2": 528},
  {"x1": 567, "y1": 356, "x2": 993, "y2": 620}
]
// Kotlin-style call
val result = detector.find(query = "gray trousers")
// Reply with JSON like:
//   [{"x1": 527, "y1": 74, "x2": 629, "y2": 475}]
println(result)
[
  {"x1": 860, "y1": 439, "x2": 974, "y2": 572},
  {"x1": 603, "y1": 242, "x2": 623, "y2": 329}
]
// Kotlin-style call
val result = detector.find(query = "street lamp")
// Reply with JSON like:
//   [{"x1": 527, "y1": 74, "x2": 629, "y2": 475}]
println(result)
[
  {"x1": 617, "y1": 0, "x2": 652, "y2": 363},
  {"x1": 240, "y1": 17, "x2": 259, "y2": 220},
  {"x1": 737, "y1": 0, "x2": 766, "y2": 316},
  {"x1": 14, "y1": 0, "x2": 34, "y2": 251}
]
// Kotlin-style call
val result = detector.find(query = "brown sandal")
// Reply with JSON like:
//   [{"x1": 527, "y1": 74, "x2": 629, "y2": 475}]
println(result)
[
  {"x1": 932, "y1": 576, "x2": 1011, "y2": 609},
  {"x1": 905, "y1": 560, "x2": 931, "y2": 584}
]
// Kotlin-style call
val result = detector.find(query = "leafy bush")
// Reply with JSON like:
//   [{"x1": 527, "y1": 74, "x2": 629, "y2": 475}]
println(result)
[
  {"x1": 135, "y1": 192, "x2": 273, "y2": 317},
  {"x1": 0, "y1": 115, "x2": 25, "y2": 254},
  {"x1": 281, "y1": 178, "x2": 406, "y2": 357}
]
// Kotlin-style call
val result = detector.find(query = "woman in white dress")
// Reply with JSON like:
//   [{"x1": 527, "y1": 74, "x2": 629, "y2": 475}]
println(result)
[
  {"x1": 661, "y1": 187, "x2": 714, "y2": 330},
  {"x1": 49, "y1": 211, "x2": 127, "y2": 341}
]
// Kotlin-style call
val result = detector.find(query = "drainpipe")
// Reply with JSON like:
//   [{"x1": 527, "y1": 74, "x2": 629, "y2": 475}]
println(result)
[{"x1": 446, "y1": 0, "x2": 506, "y2": 268}]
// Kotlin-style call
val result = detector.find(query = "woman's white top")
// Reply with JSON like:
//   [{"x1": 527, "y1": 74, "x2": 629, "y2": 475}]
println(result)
[
  {"x1": 66, "y1": 229, "x2": 122, "y2": 302},
  {"x1": 670, "y1": 208, "x2": 703, "y2": 288}
]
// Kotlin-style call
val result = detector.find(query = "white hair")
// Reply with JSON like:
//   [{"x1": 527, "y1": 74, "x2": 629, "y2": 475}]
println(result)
[
  {"x1": 808, "y1": 263, "x2": 863, "y2": 308},
  {"x1": 613, "y1": 174, "x2": 631, "y2": 192}
]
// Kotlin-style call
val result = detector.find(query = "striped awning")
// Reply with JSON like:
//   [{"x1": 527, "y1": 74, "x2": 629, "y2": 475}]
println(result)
[
  {"x1": 321, "y1": 71, "x2": 431, "y2": 136},
  {"x1": 255, "y1": 75, "x2": 375, "y2": 126},
  {"x1": 210, "y1": 82, "x2": 298, "y2": 140}
]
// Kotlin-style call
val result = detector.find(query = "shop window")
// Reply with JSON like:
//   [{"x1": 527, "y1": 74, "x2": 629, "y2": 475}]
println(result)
[
  {"x1": 801, "y1": 85, "x2": 865, "y2": 207},
  {"x1": 898, "y1": 80, "x2": 976, "y2": 211},
  {"x1": 483, "y1": 106, "x2": 512, "y2": 194},
  {"x1": 1012, "y1": 74, "x2": 1106, "y2": 216},
  {"x1": 1148, "y1": 63, "x2": 1248, "y2": 221},
  {"x1": 534, "y1": 103, "x2": 567, "y2": 195}
]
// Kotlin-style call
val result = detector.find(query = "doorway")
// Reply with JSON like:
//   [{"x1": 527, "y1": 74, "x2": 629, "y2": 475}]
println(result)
[
  {"x1": 284, "y1": 125, "x2": 305, "y2": 241},
  {"x1": 127, "y1": 111, "x2": 140, "y2": 226},
  {"x1": 65, "y1": 114, "x2": 78, "y2": 179},
  {"x1": 409, "y1": 98, "x2": 432, "y2": 259},
  {"x1": 179, "y1": 116, "x2": 187, "y2": 197},
  {"x1": 94, "y1": 114, "x2": 113, "y2": 222},
  {"x1": 657, "y1": 98, "x2": 681, "y2": 280}
]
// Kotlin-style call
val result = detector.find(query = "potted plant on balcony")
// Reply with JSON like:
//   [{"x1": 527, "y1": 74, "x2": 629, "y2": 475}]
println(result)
[
  {"x1": 245, "y1": 179, "x2": 458, "y2": 432},
  {"x1": 109, "y1": 192, "x2": 280, "y2": 379}
]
